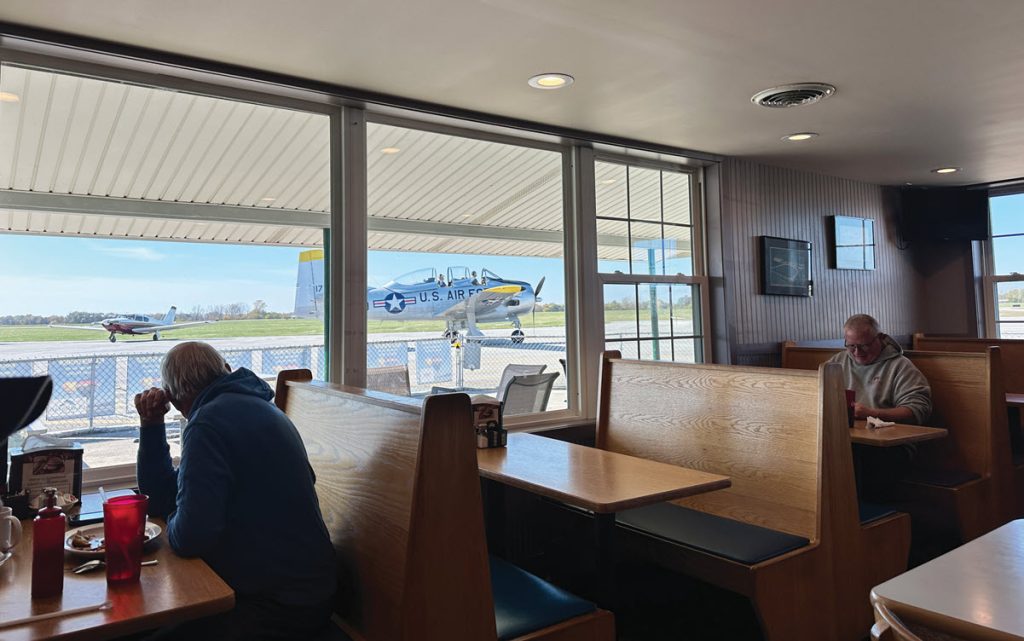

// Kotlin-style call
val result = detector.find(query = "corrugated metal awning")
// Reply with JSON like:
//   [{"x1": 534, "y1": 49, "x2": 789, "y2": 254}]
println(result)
[{"x1": 0, "y1": 64, "x2": 690, "y2": 259}]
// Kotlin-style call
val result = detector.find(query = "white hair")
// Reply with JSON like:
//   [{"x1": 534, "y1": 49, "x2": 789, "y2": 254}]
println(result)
[
  {"x1": 844, "y1": 314, "x2": 880, "y2": 336},
  {"x1": 161, "y1": 342, "x2": 227, "y2": 402}
]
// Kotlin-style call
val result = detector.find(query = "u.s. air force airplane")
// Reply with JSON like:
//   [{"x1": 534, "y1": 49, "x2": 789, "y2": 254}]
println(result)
[
  {"x1": 294, "y1": 250, "x2": 543, "y2": 342},
  {"x1": 49, "y1": 306, "x2": 214, "y2": 342}
]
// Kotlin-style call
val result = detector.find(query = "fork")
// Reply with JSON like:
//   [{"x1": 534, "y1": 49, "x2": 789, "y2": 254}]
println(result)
[{"x1": 71, "y1": 559, "x2": 159, "y2": 574}]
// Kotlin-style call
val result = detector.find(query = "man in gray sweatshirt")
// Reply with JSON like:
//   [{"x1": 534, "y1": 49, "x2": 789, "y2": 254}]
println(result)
[
  {"x1": 828, "y1": 314, "x2": 932, "y2": 425},
  {"x1": 828, "y1": 314, "x2": 932, "y2": 498}
]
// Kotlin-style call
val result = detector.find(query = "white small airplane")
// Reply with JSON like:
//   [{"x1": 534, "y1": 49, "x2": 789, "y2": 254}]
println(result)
[
  {"x1": 49, "y1": 306, "x2": 214, "y2": 342},
  {"x1": 294, "y1": 250, "x2": 543, "y2": 343}
]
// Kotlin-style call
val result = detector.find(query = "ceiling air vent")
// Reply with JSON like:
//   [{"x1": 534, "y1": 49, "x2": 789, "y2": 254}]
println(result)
[{"x1": 751, "y1": 83, "x2": 836, "y2": 108}]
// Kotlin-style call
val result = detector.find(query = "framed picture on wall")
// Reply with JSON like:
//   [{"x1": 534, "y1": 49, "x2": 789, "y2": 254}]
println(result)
[
  {"x1": 760, "y1": 236, "x2": 812, "y2": 297},
  {"x1": 831, "y1": 216, "x2": 875, "y2": 270}
]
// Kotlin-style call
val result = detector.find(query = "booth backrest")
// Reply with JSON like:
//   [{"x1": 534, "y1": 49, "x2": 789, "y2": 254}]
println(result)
[
  {"x1": 902, "y1": 349, "x2": 1008, "y2": 477},
  {"x1": 596, "y1": 354, "x2": 826, "y2": 540},
  {"x1": 913, "y1": 333, "x2": 1024, "y2": 395},
  {"x1": 278, "y1": 377, "x2": 496, "y2": 641},
  {"x1": 780, "y1": 341, "x2": 838, "y2": 371}
]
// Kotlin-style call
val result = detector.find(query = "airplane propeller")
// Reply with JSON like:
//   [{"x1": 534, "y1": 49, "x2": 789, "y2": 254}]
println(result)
[{"x1": 531, "y1": 276, "x2": 546, "y2": 329}]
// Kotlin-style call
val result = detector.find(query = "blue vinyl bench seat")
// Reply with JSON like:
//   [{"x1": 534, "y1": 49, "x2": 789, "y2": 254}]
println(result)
[
  {"x1": 616, "y1": 502, "x2": 810, "y2": 565},
  {"x1": 490, "y1": 556, "x2": 597, "y2": 640},
  {"x1": 858, "y1": 501, "x2": 897, "y2": 524}
]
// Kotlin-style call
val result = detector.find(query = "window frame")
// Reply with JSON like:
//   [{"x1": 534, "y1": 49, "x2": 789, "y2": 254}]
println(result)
[
  {"x1": 981, "y1": 187, "x2": 1024, "y2": 338},
  {"x1": 360, "y1": 113, "x2": 583, "y2": 428},
  {"x1": 592, "y1": 154, "x2": 711, "y2": 363},
  {"x1": 0, "y1": 53, "x2": 336, "y2": 485},
  {"x1": 0, "y1": 35, "x2": 718, "y2": 473}
]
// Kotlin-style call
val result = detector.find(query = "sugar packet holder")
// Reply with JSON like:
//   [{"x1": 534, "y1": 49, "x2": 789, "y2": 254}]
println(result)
[{"x1": 471, "y1": 396, "x2": 506, "y2": 449}]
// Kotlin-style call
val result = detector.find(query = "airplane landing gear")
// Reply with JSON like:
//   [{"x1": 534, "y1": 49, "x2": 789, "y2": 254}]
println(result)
[
  {"x1": 443, "y1": 329, "x2": 458, "y2": 344},
  {"x1": 108, "y1": 334, "x2": 117, "y2": 343},
  {"x1": 152, "y1": 333, "x2": 160, "y2": 341},
  {"x1": 511, "y1": 329, "x2": 525, "y2": 344}
]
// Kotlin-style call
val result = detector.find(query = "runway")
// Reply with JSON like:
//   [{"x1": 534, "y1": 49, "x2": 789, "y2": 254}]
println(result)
[
  {"x1": 0, "y1": 335, "x2": 324, "y2": 361},
  {"x1": 0, "y1": 325, "x2": 578, "y2": 361}
]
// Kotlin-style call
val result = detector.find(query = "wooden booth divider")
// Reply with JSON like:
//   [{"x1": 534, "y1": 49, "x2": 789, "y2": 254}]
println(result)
[
  {"x1": 595, "y1": 352, "x2": 910, "y2": 641},
  {"x1": 274, "y1": 370, "x2": 614, "y2": 641},
  {"x1": 912, "y1": 333, "x2": 1024, "y2": 395},
  {"x1": 913, "y1": 333, "x2": 1024, "y2": 516}
]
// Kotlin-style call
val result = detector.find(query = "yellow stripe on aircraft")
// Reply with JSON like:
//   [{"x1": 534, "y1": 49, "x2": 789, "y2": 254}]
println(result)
[
  {"x1": 299, "y1": 249, "x2": 324, "y2": 263},
  {"x1": 484, "y1": 285, "x2": 522, "y2": 294}
]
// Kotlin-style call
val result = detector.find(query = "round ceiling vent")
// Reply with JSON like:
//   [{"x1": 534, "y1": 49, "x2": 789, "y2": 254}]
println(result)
[{"x1": 751, "y1": 83, "x2": 836, "y2": 108}]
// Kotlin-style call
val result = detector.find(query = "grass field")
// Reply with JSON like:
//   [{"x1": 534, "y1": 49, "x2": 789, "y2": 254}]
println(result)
[{"x1": 0, "y1": 308, "x2": 691, "y2": 342}]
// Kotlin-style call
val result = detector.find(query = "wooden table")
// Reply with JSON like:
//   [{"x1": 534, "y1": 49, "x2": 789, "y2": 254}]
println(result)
[
  {"x1": 872, "y1": 519, "x2": 1024, "y2": 640},
  {"x1": 478, "y1": 432, "x2": 730, "y2": 607},
  {"x1": 849, "y1": 420, "x2": 948, "y2": 447},
  {"x1": 0, "y1": 519, "x2": 234, "y2": 641},
  {"x1": 1007, "y1": 393, "x2": 1024, "y2": 408},
  {"x1": 477, "y1": 432, "x2": 732, "y2": 512}
]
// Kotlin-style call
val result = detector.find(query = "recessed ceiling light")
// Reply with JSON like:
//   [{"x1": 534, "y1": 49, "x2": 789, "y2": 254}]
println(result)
[
  {"x1": 599, "y1": 178, "x2": 617, "y2": 185},
  {"x1": 932, "y1": 167, "x2": 960, "y2": 174},
  {"x1": 783, "y1": 132, "x2": 819, "y2": 141},
  {"x1": 0, "y1": 92, "x2": 19, "y2": 103},
  {"x1": 528, "y1": 73, "x2": 574, "y2": 90},
  {"x1": 260, "y1": 197, "x2": 276, "y2": 202},
  {"x1": 380, "y1": 147, "x2": 401, "y2": 154}
]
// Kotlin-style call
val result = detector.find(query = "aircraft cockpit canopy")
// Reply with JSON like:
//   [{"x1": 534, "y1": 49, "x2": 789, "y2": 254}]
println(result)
[
  {"x1": 447, "y1": 266, "x2": 471, "y2": 283},
  {"x1": 385, "y1": 268, "x2": 437, "y2": 288}
]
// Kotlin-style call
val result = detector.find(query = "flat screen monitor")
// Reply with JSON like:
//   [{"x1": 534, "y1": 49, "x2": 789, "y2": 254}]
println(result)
[{"x1": 899, "y1": 187, "x2": 990, "y2": 241}]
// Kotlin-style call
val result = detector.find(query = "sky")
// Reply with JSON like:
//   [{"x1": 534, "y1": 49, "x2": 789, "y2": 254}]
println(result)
[
  {"x1": 2, "y1": 193, "x2": 1018, "y2": 316},
  {"x1": 990, "y1": 193, "x2": 1024, "y2": 286},
  {"x1": 0, "y1": 234, "x2": 567, "y2": 316}
]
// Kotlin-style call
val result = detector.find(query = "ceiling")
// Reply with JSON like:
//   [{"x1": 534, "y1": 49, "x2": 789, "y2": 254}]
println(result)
[{"x1": 1, "y1": 0, "x2": 1023, "y2": 187}]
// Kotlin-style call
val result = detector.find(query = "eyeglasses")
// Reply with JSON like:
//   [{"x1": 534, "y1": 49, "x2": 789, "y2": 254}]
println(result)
[{"x1": 844, "y1": 337, "x2": 878, "y2": 352}]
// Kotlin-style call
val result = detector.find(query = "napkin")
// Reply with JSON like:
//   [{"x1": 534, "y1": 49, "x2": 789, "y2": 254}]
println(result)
[{"x1": 866, "y1": 416, "x2": 895, "y2": 429}]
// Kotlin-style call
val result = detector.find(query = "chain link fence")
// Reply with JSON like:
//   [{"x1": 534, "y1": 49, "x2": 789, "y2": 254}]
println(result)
[{"x1": 1, "y1": 336, "x2": 569, "y2": 441}]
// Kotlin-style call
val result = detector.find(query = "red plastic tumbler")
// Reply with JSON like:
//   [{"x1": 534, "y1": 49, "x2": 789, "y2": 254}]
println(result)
[
  {"x1": 103, "y1": 495, "x2": 148, "y2": 584},
  {"x1": 844, "y1": 389, "x2": 856, "y2": 428}
]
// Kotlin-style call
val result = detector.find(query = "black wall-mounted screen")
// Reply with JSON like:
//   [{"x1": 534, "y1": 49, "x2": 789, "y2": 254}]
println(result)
[{"x1": 899, "y1": 187, "x2": 990, "y2": 242}]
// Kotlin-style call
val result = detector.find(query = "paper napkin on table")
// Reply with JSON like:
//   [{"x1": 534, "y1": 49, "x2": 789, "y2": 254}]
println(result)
[{"x1": 866, "y1": 416, "x2": 896, "y2": 429}]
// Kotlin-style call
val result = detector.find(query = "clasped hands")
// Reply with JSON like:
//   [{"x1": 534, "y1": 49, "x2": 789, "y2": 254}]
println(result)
[{"x1": 135, "y1": 387, "x2": 171, "y2": 425}]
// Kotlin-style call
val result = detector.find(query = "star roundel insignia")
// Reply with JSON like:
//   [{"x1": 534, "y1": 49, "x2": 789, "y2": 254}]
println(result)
[{"x1": 384, "y1": 292, "x2": 406, "y2": 313}]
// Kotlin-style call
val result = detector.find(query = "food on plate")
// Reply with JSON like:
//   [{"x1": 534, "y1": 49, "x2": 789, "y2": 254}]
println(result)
[{"x1": 70, "y1": 532, "x2": 105, "y2": 551}]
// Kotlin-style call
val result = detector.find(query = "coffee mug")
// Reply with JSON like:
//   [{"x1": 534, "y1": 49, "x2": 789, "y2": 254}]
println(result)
[{"x1": 0, "y1": 506, "x2": 22, "y2": 552}]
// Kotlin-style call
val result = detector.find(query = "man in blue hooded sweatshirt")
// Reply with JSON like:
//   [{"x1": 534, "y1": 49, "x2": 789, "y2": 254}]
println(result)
[{"x1": 135, "y1": 341, "x2": 336, "y2": 640}]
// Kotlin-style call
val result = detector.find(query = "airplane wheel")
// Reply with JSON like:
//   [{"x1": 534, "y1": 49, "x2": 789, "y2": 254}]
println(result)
[
  {"x1": 152, "y1": 334, "x2": 159, "y2": 341},
  {"x1": 511, "y1": 329, "x2": 525, "y2": 344},
  {"x1": 443, "y1": 329, "x2": 458, "y2": 344},
  {"x1": 109, "y1": 335, "x2": 116, "y2": 343}
]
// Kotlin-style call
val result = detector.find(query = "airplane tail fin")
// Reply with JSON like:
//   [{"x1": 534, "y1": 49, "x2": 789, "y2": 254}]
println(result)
[
  {"x1": 294, "y1": 249, "x2": 325, "y2": 320},
  {"x1": 164, "y1": 306, "x2": 177, "y2": 324}
]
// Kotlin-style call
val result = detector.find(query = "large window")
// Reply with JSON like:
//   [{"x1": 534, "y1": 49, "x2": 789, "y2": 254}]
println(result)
[
  {"x1": 0, "y1": 63, "x2": 329, "y2": 472},
  {"x1": 986, "y1": 192, "x2": 1024, "y2": 338},
  {"x1": 363, "y1": 120, "x2": 569, "y2": 417},
  {"x1": 594, "y1": 159, "x2": 707, "y2": 362}
]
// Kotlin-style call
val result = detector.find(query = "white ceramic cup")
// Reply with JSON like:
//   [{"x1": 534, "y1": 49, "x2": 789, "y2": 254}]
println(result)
[{"x1": 0, "y1": 506, "x2": 22, "y2": 552}]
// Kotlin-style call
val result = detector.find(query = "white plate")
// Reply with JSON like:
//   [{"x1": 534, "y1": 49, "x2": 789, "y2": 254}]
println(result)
[{"x1": 64, "y1": 521, "x2": 162, "y2": 558}]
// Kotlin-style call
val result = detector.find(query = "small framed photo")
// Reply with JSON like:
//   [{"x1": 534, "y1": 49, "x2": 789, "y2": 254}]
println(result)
[
  {"x1": 761, "y1": 236, "x2": 812, "y2": 297},
  {"x1": 831, "y1": 216, "x2": 875, "y2": 270}
]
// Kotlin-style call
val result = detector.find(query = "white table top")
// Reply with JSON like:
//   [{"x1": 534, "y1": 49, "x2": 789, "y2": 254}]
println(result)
[{"x1": 872, "y1": 519, "x2": 1024, "y2": 641}]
